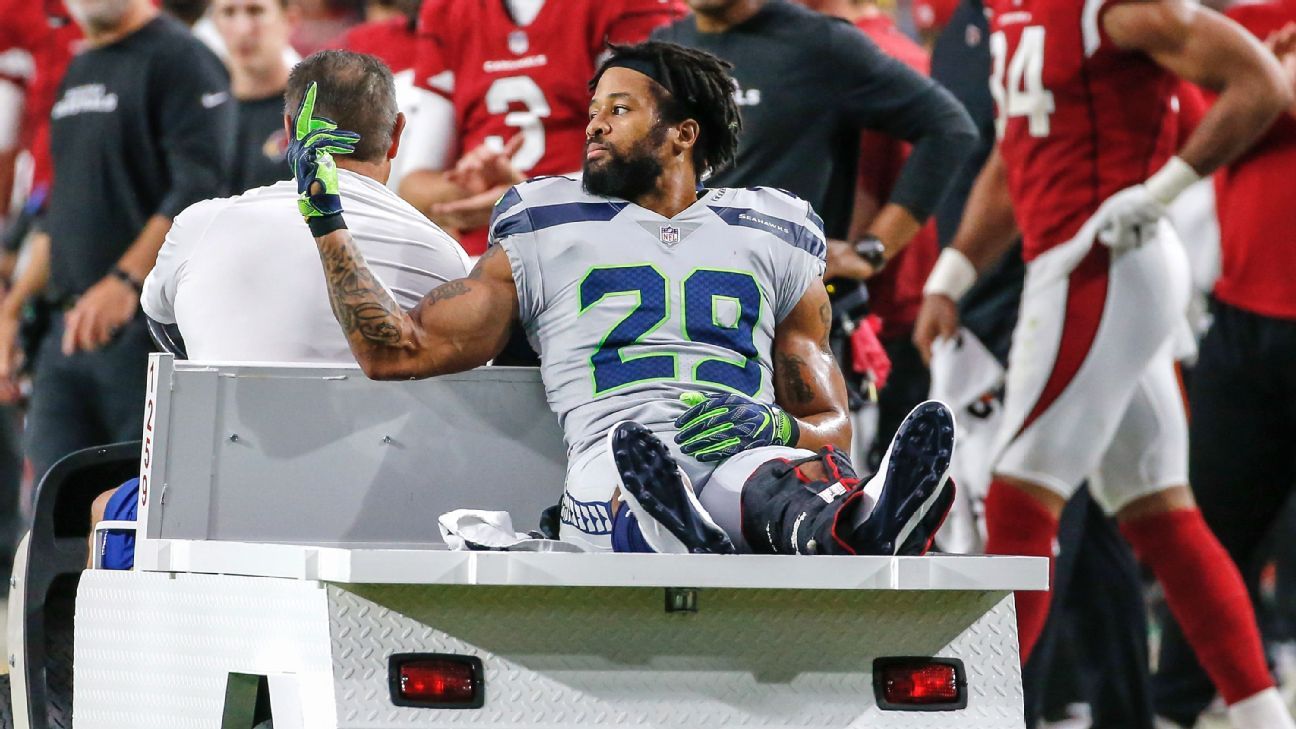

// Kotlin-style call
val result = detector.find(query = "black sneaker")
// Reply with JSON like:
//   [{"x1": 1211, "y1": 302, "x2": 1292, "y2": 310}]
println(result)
[
  {"x1": 848, "y1": 401, "x2": 956, "y2": 555},
  {"x1": 610, "y1": 421, "x2": 736, "y2": 554},
  {"x1": 896, "y1": 480, "x2": 957, "y2": 556}
]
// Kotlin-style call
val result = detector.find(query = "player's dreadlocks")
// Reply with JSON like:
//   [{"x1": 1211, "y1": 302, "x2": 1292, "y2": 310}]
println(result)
[{"x1": 592, "y1": 41, "x2": 743, "y2": 179}]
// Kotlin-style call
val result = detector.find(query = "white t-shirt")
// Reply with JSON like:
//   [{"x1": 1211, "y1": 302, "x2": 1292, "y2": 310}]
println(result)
[{"x1": 143, "y1": 169, "x2": 470, "y2": 363}]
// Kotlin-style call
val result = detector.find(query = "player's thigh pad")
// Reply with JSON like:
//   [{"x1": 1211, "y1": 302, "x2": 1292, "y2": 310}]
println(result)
[
  {"x1": 993, "y1": 218, "x2": 1191, "y2": 497},
  {"x1": 698, "y1": 445, "x2": 817, "y2": 552},
  {"x1": 1088, "y1": 352, "x2": 1188, "y2": 513}
]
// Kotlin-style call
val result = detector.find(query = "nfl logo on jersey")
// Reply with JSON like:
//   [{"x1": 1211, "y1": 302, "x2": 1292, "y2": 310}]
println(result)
[
  {"x1": 508, "y1": 30, "x2": 529, "y2": 56},
  {"x1": 659, "y1": 224, "x2": 681, "y2": 246}
]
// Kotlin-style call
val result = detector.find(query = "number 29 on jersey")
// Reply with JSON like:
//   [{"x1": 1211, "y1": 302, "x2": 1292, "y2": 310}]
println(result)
[{"x1": 579, "y1": 265, "x2": 763, "y2": 398}]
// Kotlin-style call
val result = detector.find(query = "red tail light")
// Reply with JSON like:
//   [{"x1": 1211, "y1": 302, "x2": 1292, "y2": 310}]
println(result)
[
  {"x1": 873, "y1": 657, "x2": 967, "y2": 711},
  {"x1": 389, "y1": 654, "x2": 484, "y2": 709}
]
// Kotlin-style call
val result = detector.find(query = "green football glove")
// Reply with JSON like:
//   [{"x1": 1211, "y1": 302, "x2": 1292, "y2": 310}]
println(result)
[
  {"x1": 287, "y1": 82, "x2": 361, "y2": 232},
  {"x1": 673, "y1": 391, "x2": 800, "y2": 462}
]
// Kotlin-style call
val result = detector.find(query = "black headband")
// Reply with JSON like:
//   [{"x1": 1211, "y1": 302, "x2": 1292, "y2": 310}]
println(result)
[{"x1": 595, "y1": 57, "x2": 675, "y2": 97}]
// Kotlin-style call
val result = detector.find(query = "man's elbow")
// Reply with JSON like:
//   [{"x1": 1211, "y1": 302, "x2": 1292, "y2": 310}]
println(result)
[
  {"x1": 942, "y1": 109, "x2": 981, "y2": 164},
  {"x1": 354, "y1": 352, "x2": 421, "y2": 382},
  {"x1": 360, "y1": 362, "x2": 406, "y2": 381},
  {"x1": 949, "y1": 101, "x2": 980, "y2": 140},
  {"x1": 1234, "y1": 57, "x2": 1295, "y2": 125},
  {"x1": 912, "y1": 109, "x2": 980, "y2": 179},
  {"x1": 919, "y1": 84, "x2": 979, "y2": 149},
  {"x1": 827, "y1": 411, "x2": 854, "y2": 453}
]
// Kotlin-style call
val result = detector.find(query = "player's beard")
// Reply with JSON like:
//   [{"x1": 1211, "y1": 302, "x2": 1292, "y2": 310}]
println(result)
[{"x1": 581, "y1": 126, "x2": 668, "y2": 202}]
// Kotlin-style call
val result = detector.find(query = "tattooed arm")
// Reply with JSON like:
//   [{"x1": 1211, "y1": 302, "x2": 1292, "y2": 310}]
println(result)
[
  {"x1": 772, "y1": 281, "x2": 853, "y2": 452},
  {"x1": 313, "y1": 228, "x2": 519, "y2": 380}
]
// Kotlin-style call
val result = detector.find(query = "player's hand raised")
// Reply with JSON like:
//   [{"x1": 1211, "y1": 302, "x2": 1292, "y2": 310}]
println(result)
[
  {"x1": 287, "y1": 82, "x2": 360, "y2": 221},
  {"x1": 913, "y1": 294, "x2": 960, "y2": 366}
]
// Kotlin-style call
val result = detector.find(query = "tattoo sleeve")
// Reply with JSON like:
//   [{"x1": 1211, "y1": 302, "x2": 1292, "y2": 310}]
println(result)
[
  {"x1": 776, "y1": 351, "x2": 818, "y2": 406},
  {"x1": 311, "y1": 228, "x2": 518, "y2": 381},
  {"x1": 315, "y1": 230, "x2": 407, "y2": 346},
  {"x1": 771, "y1": 281, "x2": 853, "y2": 452}
]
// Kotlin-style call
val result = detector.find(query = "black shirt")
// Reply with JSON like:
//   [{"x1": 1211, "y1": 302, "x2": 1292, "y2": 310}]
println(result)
[
  {"x1": 230, "y1": 92, "x2": 292, "y2": 193},
  {"x1": 930, "y1": 0, "x2": 994, "y2": 248},
  {"x1": 46, "y1": 14, "x2": 233, "y2": 298},
  {"x1": 929, "y1": 0, "x2": 1023, "y2": 363},
  {"x1": 653, "y1": 0, "x2": 976, "y2": 239}
]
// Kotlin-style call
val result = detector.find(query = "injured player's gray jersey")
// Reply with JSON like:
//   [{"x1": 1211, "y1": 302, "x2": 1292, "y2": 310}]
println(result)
[{"x1": 491, "y1": 175, "x2": 826, "y2": 490}]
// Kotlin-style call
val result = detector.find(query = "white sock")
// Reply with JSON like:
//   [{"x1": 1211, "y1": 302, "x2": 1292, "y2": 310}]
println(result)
[{"x1": 1227, "y1": 687, "x2": 1295, "y2": 729}]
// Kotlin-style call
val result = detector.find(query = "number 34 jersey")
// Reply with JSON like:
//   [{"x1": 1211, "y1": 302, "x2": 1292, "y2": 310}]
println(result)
[
  {"x1": 490, "y1": 176, "x2": 827, "y2": 486},
  {"x1": 988, "y1": 0, "x2": 1178, "y2": 260}
]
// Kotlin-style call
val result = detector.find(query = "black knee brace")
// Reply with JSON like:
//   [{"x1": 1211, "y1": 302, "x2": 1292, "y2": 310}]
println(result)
[{"x1": 739, "y1": 445, "x2": 869, "y2": 555}]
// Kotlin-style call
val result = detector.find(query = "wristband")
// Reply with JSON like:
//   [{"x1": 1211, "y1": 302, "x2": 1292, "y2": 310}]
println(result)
[
  {"x1": 922, "y1": 248, "x2": 977, "y2": 302},
  {"x1": 307, "y1": 213, "x2": 348, "y2": 238},
  {"x1": 110, "y1": 266, "x2": 143, "y2": 294},
  {"x1": 1144, "y1": 156, "x2": 1202, "y2": 206},
  {"x1": 774, "y1": 407, "x2": 801, "y2": 448}
]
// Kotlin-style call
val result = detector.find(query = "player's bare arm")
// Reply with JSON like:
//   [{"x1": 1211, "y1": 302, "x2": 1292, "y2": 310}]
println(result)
[
  {"x1": 1070, "y1": 0, "x2": 1292, "y2": 251},
  {"x1": 913, "y1": 146, "x2": 1019, "y2": 362},
  {"x1": 772, "y1": 280, "x2": 852, "y2": 452},
  {"x1": 313, "y1": 230, "x2": 518, "y2": 380},
  {"x1": 291, "y1": 81, "x2": 518, "y2": 380},
  {"x1": 1105, "y1": 0, "x2": 1292, "y2": 173}
]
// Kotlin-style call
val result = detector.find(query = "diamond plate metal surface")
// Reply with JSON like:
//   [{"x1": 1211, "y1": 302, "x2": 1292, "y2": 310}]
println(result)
[
  {"x1": 328, "y1": 584, "x2": 1025, "y2": 728},
  {"x1": 74, "y1": 570, "x2": 338, "y2": 729},
  {"x1": 73, "y1": 570, "x2": 1024, "y2": 728}
]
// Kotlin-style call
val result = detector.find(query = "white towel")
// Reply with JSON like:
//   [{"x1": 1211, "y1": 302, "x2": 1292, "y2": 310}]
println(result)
[{"x1": 437, "y1": 509, "x2": 585, "y2": 552}]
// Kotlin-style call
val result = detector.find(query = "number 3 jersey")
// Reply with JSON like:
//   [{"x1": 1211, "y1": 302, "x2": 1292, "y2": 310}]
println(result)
[
  {"x1": 989, "y1": 0, "x2": 1179, "y2": 260},
  {"x1": 490, "y1": 176, "x2": 827, "y2": 488},
  {"x1": 414, "y1": 0, "x2": 685, "y2": 255}
]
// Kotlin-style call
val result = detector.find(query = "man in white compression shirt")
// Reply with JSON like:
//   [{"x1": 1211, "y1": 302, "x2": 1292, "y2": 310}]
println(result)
[{"x1": 142, "y1": 50, "x2": 468, "y2": 363}]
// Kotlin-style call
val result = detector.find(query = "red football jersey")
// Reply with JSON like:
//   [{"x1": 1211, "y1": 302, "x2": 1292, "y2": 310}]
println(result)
[
  {"x1": 338, "y1": 16, "x2": 418, "y2": 73},
  {"x1": 415, "y1": 0, "x2": 685, "y2": 254},
  {"x1": 0, "y1": 0, "x2": 80, "y2": 193},
  {"x1": 988, "y1": 0, "x2": 1177, "y2": 260},
  {"x1": 1211, "y1": 0, "x2": 1296, "y2": 320}
]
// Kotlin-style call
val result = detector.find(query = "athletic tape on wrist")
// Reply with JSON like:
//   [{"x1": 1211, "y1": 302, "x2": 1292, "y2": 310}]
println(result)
[
  {"x1": 923, "y1": 248, "x2": 977, "y2": 302},
  {"x1": 1144, "y1": 156, "x2": 1202, "y2": 206},
  {"x1": 307, "y1": 214, "x2": 348, "y2": 238}
]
